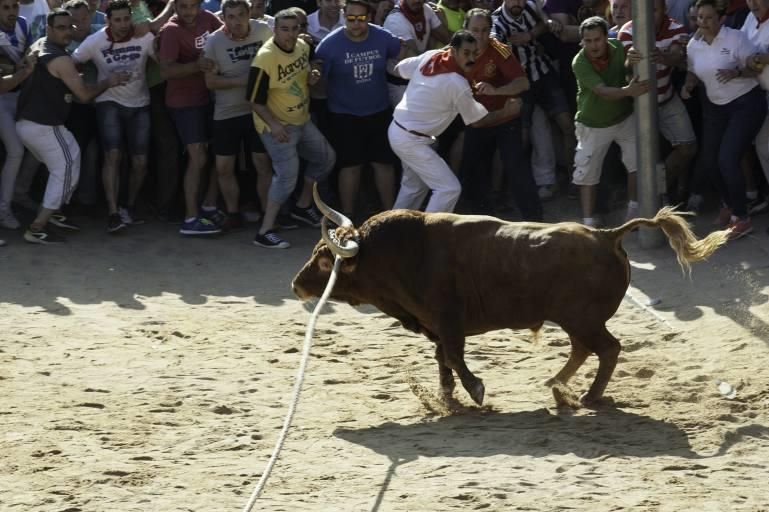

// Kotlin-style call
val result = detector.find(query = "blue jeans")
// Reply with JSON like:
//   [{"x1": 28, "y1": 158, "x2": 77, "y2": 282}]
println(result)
[
  {"x1": 259, "y1": 120, "x2": 335, "y2": 204},
  {"x1": 697, "y1": 86, "x2": 766, "y2": 217}
]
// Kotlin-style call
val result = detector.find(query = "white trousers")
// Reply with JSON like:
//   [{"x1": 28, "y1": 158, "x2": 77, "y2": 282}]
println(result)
[
  {"x1": 389, "y1": 122, "x2": 461, "y2": 213},
  {"x1": 16, "y1": 120, "x2": 81, "y2": 211}
]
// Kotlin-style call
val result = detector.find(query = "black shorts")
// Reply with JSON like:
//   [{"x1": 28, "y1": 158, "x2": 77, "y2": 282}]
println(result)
[
  {"x1": 212, "y1": 114, "x2": 265, "y2": 156},
  {"x1": 328, "y1": 108, "x2": 395, "y2": 168}
]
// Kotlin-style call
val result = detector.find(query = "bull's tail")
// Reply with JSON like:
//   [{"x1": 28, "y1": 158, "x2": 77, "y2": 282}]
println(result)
[{"x1": 606, "y1": 206, "x2": 730, "y2": 275}]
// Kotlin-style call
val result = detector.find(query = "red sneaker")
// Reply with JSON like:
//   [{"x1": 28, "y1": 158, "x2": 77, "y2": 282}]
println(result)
[
  {"x1": 727, "y1": 217, "x2": 753, "y2": 240},
  {"x1": 713, "y1": 206, "x2": 732, "y2": 227}
]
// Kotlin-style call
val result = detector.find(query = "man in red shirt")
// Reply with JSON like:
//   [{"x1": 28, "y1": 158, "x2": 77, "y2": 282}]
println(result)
[
  {"x1": 158, "y1": 0, "x2": 224, "y2": 236},
  {"x1": 460, "y1": 8, "x2": 541, "y2": 219}
]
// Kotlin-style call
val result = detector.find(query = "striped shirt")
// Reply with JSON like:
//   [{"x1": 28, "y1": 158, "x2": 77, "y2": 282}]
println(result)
[
  {"x1": 491, "y1": 0, "x2": 554, "y2": 83},
  {"x1": 618, "y1": 17, "x2": 687, "y2": 103}
]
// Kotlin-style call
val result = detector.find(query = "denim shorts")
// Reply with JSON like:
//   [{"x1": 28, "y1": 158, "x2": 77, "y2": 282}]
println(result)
[{"x1": 95, "y1": 101, "x2": 150, "y2": 154}]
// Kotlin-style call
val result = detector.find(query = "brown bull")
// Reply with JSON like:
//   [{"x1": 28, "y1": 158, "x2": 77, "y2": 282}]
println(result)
[{"x1": 292, "y1": 187, "x2": 730, "y2": 407}]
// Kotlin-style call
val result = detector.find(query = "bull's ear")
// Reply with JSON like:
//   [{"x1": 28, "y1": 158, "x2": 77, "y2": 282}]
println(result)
[{"x1": 318, "y1": 255, "x2": 334, "y2": 272}]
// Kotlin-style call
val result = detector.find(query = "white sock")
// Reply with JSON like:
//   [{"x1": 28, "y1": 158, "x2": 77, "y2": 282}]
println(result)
[
  {"x1": 583, "y1": 217, "x2": 596, "y2": 227},
  {"x1": 185, "y1": 216, "x2": 196, "y2": 223},
  {"x1": 747, "y1": 190, "x2": 758, "y2": 200},
  {"x1": 201, "y1": 205, "x2": 217, "y2": 212},
  {"x1": 628, "y1": 200, "x2": 639, "y2": 209}
]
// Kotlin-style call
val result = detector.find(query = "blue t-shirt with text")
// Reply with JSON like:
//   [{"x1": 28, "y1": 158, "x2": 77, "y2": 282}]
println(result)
[{"x1": 315, "y1": 24, "x2": 401, "y2": 116}]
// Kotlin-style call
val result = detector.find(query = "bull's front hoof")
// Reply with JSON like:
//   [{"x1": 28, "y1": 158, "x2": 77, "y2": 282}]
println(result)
[
  {"x1": 469, "y1": 380, "x2": 485, "y2": 405},
  {"x1": 579, "y1": 392, "x2": 602, "y2": 408}
]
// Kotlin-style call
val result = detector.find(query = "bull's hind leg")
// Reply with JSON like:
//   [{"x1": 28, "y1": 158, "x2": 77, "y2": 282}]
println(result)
[
  {"x1": 578, "y1": 325, "x2": 621, "y2": 406},
  {"x1": 545, "y1": 335, "x2": 591, "y2": 387},
  {"x1": 434, "y1": 344, "x2": 456, "y2": 397}
]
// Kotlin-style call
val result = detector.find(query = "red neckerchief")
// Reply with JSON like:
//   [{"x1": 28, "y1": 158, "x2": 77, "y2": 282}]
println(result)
[
  {"x1": 586, "y1": 48, "x2": 610, "y2": 72},
  {"x1": 106, "y1": 26, "x2": 135, "y2": 44},
  {"x1": 420, "y1": 49, "x2": 464, "y2": 76},
  {"x1": 757, "y1": 9, "x2": 769, "y2": 28},
  {"x1": 398, "y1": 0, "x2": 426, "y2": 41}
]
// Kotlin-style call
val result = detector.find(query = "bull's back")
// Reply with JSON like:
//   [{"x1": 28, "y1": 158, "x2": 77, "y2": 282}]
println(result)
[{"x1": 446, "y1": 219, "x2": 630, "y2": 333}]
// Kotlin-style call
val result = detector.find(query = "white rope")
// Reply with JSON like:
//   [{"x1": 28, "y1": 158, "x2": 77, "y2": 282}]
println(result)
[
  {"x1": 242, "y1": 255, "x2": 343, "y2": 512},
  {"x1": 623, "y1": 289, "x2": 676, "y2": 331}
]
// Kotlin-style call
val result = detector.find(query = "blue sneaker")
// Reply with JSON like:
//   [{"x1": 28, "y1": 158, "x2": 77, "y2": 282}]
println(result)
[
  {"x1": 201, "y1": 208, "x2": 226, "y2": 227},
  {"x1": 179, "y1": 217, "x2": 221, "y2": 236}
]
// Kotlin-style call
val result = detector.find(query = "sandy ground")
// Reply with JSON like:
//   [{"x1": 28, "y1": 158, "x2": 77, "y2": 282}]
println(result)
[{"x1": 2, "y1": 199, "x2": 769, "y2": 512}]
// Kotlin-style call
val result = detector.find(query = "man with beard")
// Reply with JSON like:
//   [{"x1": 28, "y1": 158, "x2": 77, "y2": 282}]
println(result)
[
  {"x1": 461, "y1": 8, "x2": 541, "y2": 220},
  {"x1": 158, "y1": 0, "x2": 223, "y2": 236},
  {"x1": 389, "y1": 30, "x2": 522, "y2": 213},
  {"x1": 247, "y1": 10, "x2": 335, "y2": 249},
  {"x1": 571, "y1": 16, "x2": 649, "y2": 227},
  {"x1": 491, "y1": 0, "x2": 576, "y2": 188},
  {"x1": 16, "y1": 9, "x2": 129, "y2": 244},
  {"x1": 73, "y1": 0, "x2": 157, "y2": 233},
  {"x1": 315, "y1": 0, "x2": 404, "y2": 220},
  {"x1": 203, "y1": 0, "x2": 272, "y2": 231},
  {"x1": 384, "y1": 0, "x2": 450, "y2": 105}
]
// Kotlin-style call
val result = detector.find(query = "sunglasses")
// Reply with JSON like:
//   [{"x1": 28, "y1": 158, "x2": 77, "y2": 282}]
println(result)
[{"x1": 345, "y1": 14, "x2": 368, "y2": 22}]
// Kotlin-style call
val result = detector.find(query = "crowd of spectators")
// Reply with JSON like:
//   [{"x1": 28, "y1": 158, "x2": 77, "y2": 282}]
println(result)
[{"x1": 1, "y1": 0, "x2": 768, "y2": 248}]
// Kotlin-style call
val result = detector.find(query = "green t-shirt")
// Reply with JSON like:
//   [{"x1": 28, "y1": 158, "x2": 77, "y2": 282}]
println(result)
[
  {"x1": 437, "y1": 2, "x2": 465, "y2": 33},
  {"x1": 132, "y1": 0, "x2": 163, "y2": 88},
  {"x1": 572, "y1": 38, "x2": 632, "y2": 128}
]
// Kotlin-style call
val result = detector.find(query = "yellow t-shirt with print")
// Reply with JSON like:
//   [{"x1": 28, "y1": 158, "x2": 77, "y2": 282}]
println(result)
[{"x1": 249, "y1": 37, "x2": 311, "y2": 133}]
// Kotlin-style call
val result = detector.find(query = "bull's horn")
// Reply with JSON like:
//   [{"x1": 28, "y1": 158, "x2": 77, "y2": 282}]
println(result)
[
  {"x1": 313, "y1": 183, "x2": 354, "y2": 228},
  {"x1": 321, "y1": 217, "x2": 359, "y2": 258}
]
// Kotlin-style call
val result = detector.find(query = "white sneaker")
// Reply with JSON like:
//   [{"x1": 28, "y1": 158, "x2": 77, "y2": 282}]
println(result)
[
  {"x1": 118, "y1": 207, "x2": 146, "y2": 225},
  {"x1": 0, "y1": 208, "x2": 20, "y2": 229}
]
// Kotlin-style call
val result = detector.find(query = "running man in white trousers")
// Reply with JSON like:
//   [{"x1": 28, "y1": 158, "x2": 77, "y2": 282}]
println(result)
[
  {"x1": 15, "y1": 8, "x2": 127, "y2": 244},
  {"x1": 389, "y1": 30, "x2": 521, "y2": 213}
]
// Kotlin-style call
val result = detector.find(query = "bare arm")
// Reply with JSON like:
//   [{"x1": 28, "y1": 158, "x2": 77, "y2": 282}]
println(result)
[
  {"x1": 149, "y1": 0, "x2": 175, "y2": 34},
  {"x1": 204, "y1": 60, "x2": 248, "y2": 89},
  {"x1": 48, "y1": 55, "x2": 127, "y2": 102},
  {"x1": 592, "y1": 76, "x2": 650, "y2": 101},
  {"x1": 431, "y1": 24, "x2": 450, "y2": 45},
  {"x1": 0, "y1": 54, "x2": 35, "y2": 93},
  {"x1": 550, "y1": 13, "x2": 581, "y2": 43},
  {"x1": 680, "y1": 71, "x2": 699, "y2": 99},
  {"x1": 470, "y1": 97, "x2": 522, "y2": 128},
  {"x1": 475, "y1": 76, "x2": 529, "y2": 97},
  {"x1": 159, "y1": 55, "x2": 213, "y2": 80}
]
